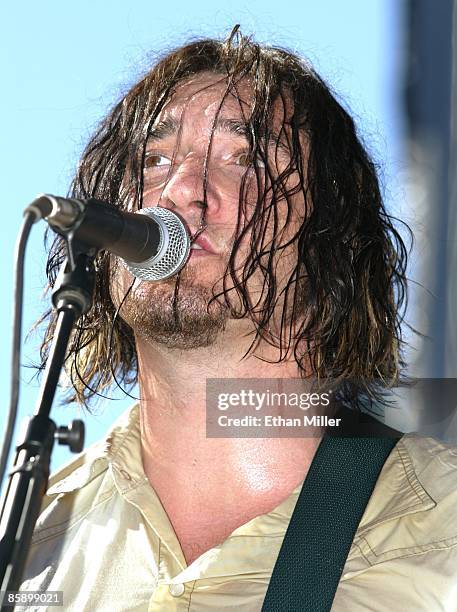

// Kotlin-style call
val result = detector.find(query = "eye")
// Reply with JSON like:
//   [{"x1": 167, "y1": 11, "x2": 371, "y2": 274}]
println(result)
[
  {"x1": 234, "y1": 152, "x2": 250, "y2": 167},
  {"x1": 235, "y1": 152, "x2": 265, "y2": 168},
  {"x1": 144, "y1": 153, "x2": 171, "y2": 169}
]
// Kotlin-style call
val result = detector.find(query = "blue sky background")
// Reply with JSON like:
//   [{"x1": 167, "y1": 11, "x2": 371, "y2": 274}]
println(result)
[{"x1": 1, "y1": 0, "x2": 404, "y2": 473}]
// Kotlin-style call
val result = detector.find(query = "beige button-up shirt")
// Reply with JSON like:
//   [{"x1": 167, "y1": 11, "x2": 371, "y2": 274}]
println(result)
[{"x1": 20, "y1": 405, "x2": 457, "y2": 611}]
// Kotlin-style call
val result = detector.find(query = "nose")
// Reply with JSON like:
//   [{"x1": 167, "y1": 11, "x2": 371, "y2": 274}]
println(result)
[{"x1": 158, "y1": 156, "x2": 221, "y2": 222}]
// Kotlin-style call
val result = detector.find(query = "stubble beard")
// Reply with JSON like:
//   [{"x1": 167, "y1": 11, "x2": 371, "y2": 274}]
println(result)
[{"x1": 118, "y1": 273, "x2": 230, "y2": 350}]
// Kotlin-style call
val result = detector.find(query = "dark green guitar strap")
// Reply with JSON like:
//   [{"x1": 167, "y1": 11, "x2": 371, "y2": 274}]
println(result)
[{"x1": 262, "y1": 429, "x2": 401, "y2": 612}]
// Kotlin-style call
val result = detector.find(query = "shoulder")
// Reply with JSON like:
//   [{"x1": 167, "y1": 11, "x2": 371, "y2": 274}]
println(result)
[
  {"x1": 338, "y1": 432, "x2": 457, "y2": 608},
  {"x1": 356, "y1": 431, "x2": 457, "y2": 540},
  {"x1": 32, "y1": 404, "x2": 140, "y2": 533},
  {"x1": 21, "y1": 406, "x2": 140, "y2": 590}
]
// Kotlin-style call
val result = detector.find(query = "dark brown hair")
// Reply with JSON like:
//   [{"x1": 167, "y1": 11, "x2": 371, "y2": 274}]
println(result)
[{"x1": 39, "y1": 27, "x2": 410, "y2": 411}]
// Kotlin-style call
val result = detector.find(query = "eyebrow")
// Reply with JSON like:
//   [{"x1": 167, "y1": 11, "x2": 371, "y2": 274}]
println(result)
[
  {"x1": 147, "y1": 116, "x2": 180, "y2": 141},
  {"x1": 147, "y1": 116, "x2": 291, "y2": 154}
]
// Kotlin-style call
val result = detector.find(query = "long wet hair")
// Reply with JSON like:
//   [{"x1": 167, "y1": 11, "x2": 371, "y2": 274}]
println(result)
[{"x1": 38, "y1": 27, "x2": 409, "y2": 410}]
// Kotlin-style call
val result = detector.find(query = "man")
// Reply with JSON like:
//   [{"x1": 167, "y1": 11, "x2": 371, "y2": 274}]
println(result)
[{"x1": 21, "y1": 28, "x2": 457, "y2": 611}]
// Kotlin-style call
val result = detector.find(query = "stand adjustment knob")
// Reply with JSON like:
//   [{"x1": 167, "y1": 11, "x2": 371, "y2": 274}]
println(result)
[{"x1": 55, "y1": 419, "x2": 85, "y2": 453}]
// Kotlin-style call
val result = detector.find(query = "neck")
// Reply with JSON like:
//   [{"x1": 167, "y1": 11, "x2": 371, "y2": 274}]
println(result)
[
  {"x1": 137, "y1": 327, "x2": 323, "y2": 499},
  {"x1": 136, "y1": 326, "x2": 327, "y2": 564}
]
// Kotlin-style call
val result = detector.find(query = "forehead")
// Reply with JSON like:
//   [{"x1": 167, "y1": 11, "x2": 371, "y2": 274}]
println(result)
[
  {"x1": 161, "y1": 72, "x2": 252, "y2": 118},
  {"x1": 155, "y1": 71, "x2": 292, "y2": 128}
]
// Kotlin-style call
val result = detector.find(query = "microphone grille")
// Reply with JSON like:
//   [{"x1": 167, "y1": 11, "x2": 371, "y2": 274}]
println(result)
[{"x1": 122, "y1": 207, "x2": 190, "y2": 281}]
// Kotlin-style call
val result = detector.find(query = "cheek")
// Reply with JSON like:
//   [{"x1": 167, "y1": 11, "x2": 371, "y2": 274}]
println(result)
[{"x1": 208, "y1": 165, "x2": 261, "y2": 205}]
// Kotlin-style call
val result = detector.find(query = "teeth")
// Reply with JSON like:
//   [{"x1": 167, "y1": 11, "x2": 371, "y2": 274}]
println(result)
[{"x1": 191, "y1": 244, "x2": 203, "y2": 250}]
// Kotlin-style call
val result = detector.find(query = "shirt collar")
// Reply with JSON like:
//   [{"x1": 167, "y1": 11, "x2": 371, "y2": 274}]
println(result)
[
  {"x1": 47, "y1": 405, "x2": 140, "y2": 496},
  {"x1": 356, "y1": 434, "x2": 436, "y2": 535},
  {"x1": 47, "y1": 405, "x2": 436, "y2": 532}
]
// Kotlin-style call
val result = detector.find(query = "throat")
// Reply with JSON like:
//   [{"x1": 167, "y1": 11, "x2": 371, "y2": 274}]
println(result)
[
  {"x1": 144, "y1": 452, "x2": 314, "y2": 566},
  {"x1": 161, "y1": 483, "x2": 302, "y2": 566}
]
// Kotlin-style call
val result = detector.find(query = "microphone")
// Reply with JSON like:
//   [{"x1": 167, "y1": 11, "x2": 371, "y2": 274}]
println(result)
[{"x1": 26, "y1": 195, "x2": 191, "y2": 281}]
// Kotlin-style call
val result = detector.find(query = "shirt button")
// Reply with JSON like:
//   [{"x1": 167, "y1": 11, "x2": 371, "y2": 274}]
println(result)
[{"x1": 169, "y1": 583, "x2": 185, "y2": 597}]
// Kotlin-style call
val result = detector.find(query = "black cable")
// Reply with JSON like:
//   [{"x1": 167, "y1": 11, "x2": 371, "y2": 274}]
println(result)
[{"x1": 0, "y1": 210, "x2": 38, "y2": 489}]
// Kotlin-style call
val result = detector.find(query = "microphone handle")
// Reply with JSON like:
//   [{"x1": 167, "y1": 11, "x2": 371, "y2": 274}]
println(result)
[{"x1": 70, "y1": 199, "x2": 162, "y2": 263}]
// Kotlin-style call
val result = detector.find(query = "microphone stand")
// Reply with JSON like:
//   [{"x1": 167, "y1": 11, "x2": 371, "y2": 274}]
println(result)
[{"x1": 0, "y1": 236, "x2": 96, "y2": 610}]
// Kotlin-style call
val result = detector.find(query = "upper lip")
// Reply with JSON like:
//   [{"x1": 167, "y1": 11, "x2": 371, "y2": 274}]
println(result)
[{"x1": 190, "y1": 233, "x2": 216, "y2": 253}]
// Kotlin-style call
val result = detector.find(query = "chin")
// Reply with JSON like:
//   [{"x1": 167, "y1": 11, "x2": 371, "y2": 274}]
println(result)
[{"x1": 118, "y1": 277, "x2": 230, "y2": 350}]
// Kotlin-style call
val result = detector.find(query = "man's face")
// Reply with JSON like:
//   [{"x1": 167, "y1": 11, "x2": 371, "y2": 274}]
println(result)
[{"x1": 111, "y1": 71, "x2": 305, "y2": 349}]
